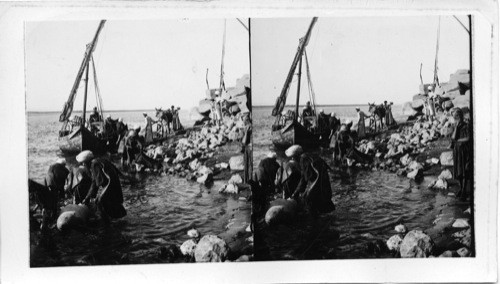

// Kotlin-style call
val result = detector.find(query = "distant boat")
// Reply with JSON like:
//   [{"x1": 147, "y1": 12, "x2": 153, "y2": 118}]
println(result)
[
  {"x1": 58, "y1": 20, "x2": 117, "y2": 155},
  {"x1": 271, "y1": 17, "x2": 329, "y2": 149}
]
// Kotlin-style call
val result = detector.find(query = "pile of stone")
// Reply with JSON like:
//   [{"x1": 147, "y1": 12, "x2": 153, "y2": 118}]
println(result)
[
  {"x1": 355, "y1": 113, "x2": 456, "y2": 181},
  {"x1": 179, "y1": 229, "x2": 231, "y2": 262},
  {"x1": 385, "y1": 213, "x2": 472, "y2": 258},
  {"x1": 142, "y1": 115, "x2": 248, "y2": 183}
]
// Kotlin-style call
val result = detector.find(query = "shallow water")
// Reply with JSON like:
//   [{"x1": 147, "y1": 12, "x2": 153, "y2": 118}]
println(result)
[
  {"x1": 252, "y1": 105, "x2": 447, "y2": 259},
  {"x1": 28, "y1": 111, "x2": 249, "y2": 266}
]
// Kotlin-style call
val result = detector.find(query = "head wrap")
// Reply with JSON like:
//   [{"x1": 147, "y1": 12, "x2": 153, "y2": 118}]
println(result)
[{"x1": 76, "y1": 150, "x2": 94, "y2": 163}]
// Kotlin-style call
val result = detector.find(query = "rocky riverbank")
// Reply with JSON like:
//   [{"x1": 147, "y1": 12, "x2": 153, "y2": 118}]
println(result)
[
  {"x1": 353, "y1": 110, "x2": 473, "y2": 258},
  {"x1": 139, "y1": 114, "x2": 253, "y2": 262}
]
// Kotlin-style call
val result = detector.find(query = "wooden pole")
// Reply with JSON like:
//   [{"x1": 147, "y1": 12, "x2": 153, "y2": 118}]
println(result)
[
  {"x1": 82, "y1": 62, "x2": 90, "y2": 124},
  {"x1": 468, "y1": 14, "x2": 475, "y2": 257},
  {"x1": 295, "y1": 55, "x2": 303, "y2": 119}
]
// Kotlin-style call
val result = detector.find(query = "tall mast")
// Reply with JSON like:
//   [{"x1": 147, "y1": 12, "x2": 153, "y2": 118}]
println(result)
[
  {"x1": 433, "y1": 17, "x2": 441, "y2": 89},
  {"x1": 219, "y1": 19, "x2": 227, "y2": 91},
  {"x1": 272, "y1": 17, "x2": 317, "y2": 117},
  {"x1": 295, "y1": 55, "x2": 303, "y2": 118},
  {"x1": 82, "y1": 62, "x2": 90, "y2": 123},
  {"x1": 59, "y1": 20, "x2": 106, "y2": 122}
]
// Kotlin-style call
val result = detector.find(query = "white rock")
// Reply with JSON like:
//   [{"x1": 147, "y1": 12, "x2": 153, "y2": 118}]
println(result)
[
  {"x1": 433, "y1": 178, "x2": 448, "y2": 189},
  {"x1": 196, "y1": 173, "x2": 213, "y2": 185},
  {"x1": 440, "y1": 151, "x2": 454, "y2": 166},
  {"x1": 395, "y1": 224, "x2": 407, "y2": 233},
  {"x1": 399, "y1": 230, "x2": 434, "y2": 258},
  {"x1": 229, "y1": 155, "x2": 245, "y2": 171},
  {"x1": 438, "y1": 169, "x2": 453, "y2": 180},
  {"x1": 219, "y1": 183, "x2": 238, "y2": 194},
  {"x1": 187, "y1": 229, "x2": 200, "y2": 239},
  {"x1": 407, "y1": 169, "x2": 423, "y2": 180},
  {"x1": 228, "y1": 174, "x2": 243, "y2": 184},
  {"x1": 180, "y1": 239, "x2": 197, "y2": 257},
  {"x1": 194, "y1": 235, "x2": 229, "y2": 262},
  {"x1": 452, "y1": 218, "x2": 470, "y2": 228},
  {"x1": 386, "y1": 235, "x2": 404, "y2": 251}
]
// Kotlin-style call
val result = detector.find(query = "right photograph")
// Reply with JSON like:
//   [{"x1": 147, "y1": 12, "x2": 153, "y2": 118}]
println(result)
[{"x1": 250, "y1": 16, "x2": 474, "y2": 260}]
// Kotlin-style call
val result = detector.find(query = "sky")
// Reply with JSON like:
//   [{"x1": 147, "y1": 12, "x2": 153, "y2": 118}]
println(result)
[
  {"x1": 25, "y1": 19, "x2": 249, "y2": 111},
  {"x1": 251, "y1": 16, "x2": 470, "y2": 106}
]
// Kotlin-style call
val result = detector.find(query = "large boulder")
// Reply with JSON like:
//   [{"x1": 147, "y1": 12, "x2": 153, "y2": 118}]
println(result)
[
  {"x1": 386, "y1": 234, "x2": 404, "y2": 251},
  {"x1": 229, "y1": 155, "x2": 245, "y2": 171},
  {"x1": 452, "y1": 218, "x2": 470, "y2": 228},
  {"x1": 56, "y1": 204, "x2": 92, "y2": 231},
  {"x1": 180, "y1": 239, "x2": 197, "y2": 257},
  {"x1": 440, "y1": 151, "x2": 454, "y2": 166},
  {"x1": 438, "y1": 169, "x2": 453, "y2": 180},
  {"x1": 194, "y1": 235, "x2": 229, "y2": 262},
  {"x1": 265, "y1": 199, "x2": 298, "y2": 226},
  {"x1": 400, "y1": 230, "x2": 434, "y2": 258}
]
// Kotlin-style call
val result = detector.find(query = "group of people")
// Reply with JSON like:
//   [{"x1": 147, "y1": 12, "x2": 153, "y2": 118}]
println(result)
[
  {"x1": 30, "y1": 150, "x2": 127, "y2": 230},
  {"x1": 254, "y1": 145, "x2": 335, "y2": 217}
]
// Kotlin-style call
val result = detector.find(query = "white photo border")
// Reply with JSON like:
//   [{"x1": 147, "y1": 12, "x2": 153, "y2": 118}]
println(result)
[{"x1": 0, "y1": 0, "x2": 497, "y2": 283}]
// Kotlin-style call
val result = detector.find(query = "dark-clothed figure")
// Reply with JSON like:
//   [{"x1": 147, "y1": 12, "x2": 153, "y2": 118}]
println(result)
[
  {"x1": 88, "y1": 107, "x2": 102, "y2": 135},
  {"x1": 275, "y1": 157, "x2": 301, "y2": 199},
  {"x1": 302, "y1": 101, "x2": 314, "y2": 117},
  {"x1": 78, "y1": 151, "x2": 126, "y2": 222},
  {"x1": 123, "y1": 128, "x2": 143, "y2": 168},
  {"x1": 116, "y1": 118, "x2": 128, "y2": 147},
  {"x1": 104, "y1": 115, "x2": 117, "y2": 136},
  {"x1": 451, "y1": 108, "x2": 472, "y2": 200},
  {"x1": 255, "y1": 153, "x2": 280, "y2": 195},
  {"x1": 143, "y1": 113, "x2": 156, "y2": 145},
  {"x1": 46, "y1": 158, "x2": 70, "y2": 199},
  {"x1": 68, "y1": 165, "x2": 93, "y2": 204},
  {"x1": 317, "y1": 109, "x2": 329, "y2": 142},
  {"x1": 292, "y1": 154, "x2": 335, "y2": 216},
  {"x1": 89, "y1": 107, "x2": 102, "y2": 123},
  {"x1": 385, "y1": 101, "x2": 396, "y2": 127},
  {"x1": 242, "y1": 114, "x2": 253, "y2": 183},
  {"x1": 335, "y1": 125, "x2": 355, "y2": 165}
]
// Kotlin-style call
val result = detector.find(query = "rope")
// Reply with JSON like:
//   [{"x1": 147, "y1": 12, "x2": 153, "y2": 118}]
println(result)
[
  {"x1": 304, "y1": 51, "x2": 318, "y2": 125},
  {"x1": 91, "y1": 57, "x2": 104, "y2": 119}
]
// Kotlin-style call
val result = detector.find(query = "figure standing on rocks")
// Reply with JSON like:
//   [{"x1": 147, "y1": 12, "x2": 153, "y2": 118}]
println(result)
[
  {"x1": 143, "y1": 112, "x2": 156, "y2": 145},
  {"x1": 451, "y1": 108, "x2": 472, "y2": 201},
  {"x1": 384, "y1": 101, "x2": 396, "y2": 127},
  {"x1": 355, "y1": 107, "x2": 367, "y2": 139}
]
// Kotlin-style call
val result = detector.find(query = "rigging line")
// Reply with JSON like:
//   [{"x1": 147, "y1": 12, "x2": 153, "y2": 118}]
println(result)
[
  {"x1": 453, "y1": 15, "x2": 470, "y2": 34},
  {"x1": 304, "y1": 51, "x2": 318, "y2": 116},
  {"x1": 91, "y1": 56, "x2": 104, "y2": 118},
  {"x1": 96, "y1": 23, "x2": 107, "y2": 67}
]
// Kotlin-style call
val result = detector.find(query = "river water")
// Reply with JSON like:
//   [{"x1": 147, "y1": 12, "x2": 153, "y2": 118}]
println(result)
[
  {"x1": 252, "y1": 105, "x2": 450, "y2": 259},
  {"x1": 28, "y1": 110, "x2": 250, "y2": 266}
]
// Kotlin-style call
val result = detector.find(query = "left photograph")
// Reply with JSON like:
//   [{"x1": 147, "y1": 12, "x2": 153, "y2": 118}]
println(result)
[{"x1": 26, "y1": 19, "x2": 252, "y2": 266}]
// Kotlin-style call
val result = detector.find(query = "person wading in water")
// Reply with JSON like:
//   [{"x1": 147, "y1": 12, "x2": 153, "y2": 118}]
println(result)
[{"x1": 77, "y1": 150, "x2": 127, "y2": 224}]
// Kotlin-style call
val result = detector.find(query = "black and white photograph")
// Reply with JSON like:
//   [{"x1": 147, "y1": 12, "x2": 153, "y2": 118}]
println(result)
[
  {"x1": 0, "y1": 1, "x2": 498, "y2": 283},
  {"x1": 25, "y1": 18, "x2": 252, "y2": 266},
  {"x1": 251, "y1": 16, "x2": 476, "y2": 260}
]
